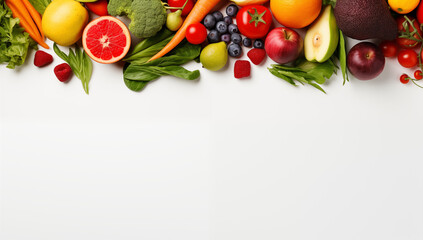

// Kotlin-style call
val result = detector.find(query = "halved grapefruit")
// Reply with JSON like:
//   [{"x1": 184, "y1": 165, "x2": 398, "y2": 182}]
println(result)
[{"x1": 82, "y1": 16, "x2": 131, "y2": 64}]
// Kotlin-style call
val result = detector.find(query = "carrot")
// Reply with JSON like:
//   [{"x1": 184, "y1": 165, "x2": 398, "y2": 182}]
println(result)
[
  {"x1": 5, "y1": 0, "x2": 49, "y2": 49},
  {"x1": 149, "y1": 0, "x2": 223, "y2": 61},
  {"x1": 21, "y1": 0, "x2": 45, "y2": 39},
  {"x1": 5, "y1": 0, "x2": 38, "y2": 36}
]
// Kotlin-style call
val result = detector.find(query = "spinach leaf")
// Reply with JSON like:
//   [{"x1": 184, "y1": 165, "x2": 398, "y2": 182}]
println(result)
[
  {"x1": 54, "y1": 43, "x2": 93, "y2": 94},
  {"x1": 124, "y1": 79, "x2": 149, "y2": 92},
  {"x1": 124, "y1": 29, "x2": 174, "y2": 62},
  {"x1": 123, "y1": 40, "x2": 201, "y2": 92}
]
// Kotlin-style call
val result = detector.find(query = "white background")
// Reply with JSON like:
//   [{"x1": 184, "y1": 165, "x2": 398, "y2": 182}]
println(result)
[{"x1": 1, "y1": 4, "x2": 423, "y2": 240}]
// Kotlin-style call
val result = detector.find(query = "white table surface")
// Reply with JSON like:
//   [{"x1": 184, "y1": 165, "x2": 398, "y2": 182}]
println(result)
[{"x1": 1, "y1": 9, "x2": 423, "y2": 240}]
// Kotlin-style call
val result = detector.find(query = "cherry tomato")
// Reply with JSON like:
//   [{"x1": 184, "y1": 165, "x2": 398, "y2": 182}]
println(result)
[
  {"x1": 379, "y1": 41, "x2": 398, "y2": 57},
  {"x1": 398, "y1": 49, "x2": 418, "y2": 68},
  {"x1": 186, "y1": 23, "x2": 207, "y2": 45},
  {"x1": 417, "y1": 1, "x2": 423, "y2": 25},
  {"x1": 85, "y1": 0, "x2": 109, "y2": 16},
  {"x1": 236, "y1": 5, "x2": 273, "y2": 39},
  {"x1": 168, "y1": 0, "x2": 195, "y2": 17},
  {"x1": 396, "y1": 16, "x2": 422, "y2": 49},
  {"x1": 400, "y1": 74, "x2": 410, "y2": 84},
  {"x1": 415, "y1": 70, "x2": 423, "y2": 80}
]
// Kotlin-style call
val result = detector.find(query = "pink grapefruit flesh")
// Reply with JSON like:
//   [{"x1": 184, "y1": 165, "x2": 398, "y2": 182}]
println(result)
[{"x1": 82, "y1": 16, "x2": 131, "y2": 64}]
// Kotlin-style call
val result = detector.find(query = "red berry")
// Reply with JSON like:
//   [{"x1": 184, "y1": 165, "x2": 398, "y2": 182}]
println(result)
[
  {"x1": 234, "y1": 60, "x2": 251, "y2": 79},
  {"x1": 414, "y1": 70, "x2": 423, "y2": 80},
  {"x1": 54, "y1": 63, "x2": 72, "y2": 82},
  {"x1": 247, "y1": 48, "x2": 266, "y2": 65},
  {"x1": 400, "y1": 74, "x2": 410, "y2": 84},
  {"x1": 34, "y1": 50, "x2": 53, "y2": 67}
]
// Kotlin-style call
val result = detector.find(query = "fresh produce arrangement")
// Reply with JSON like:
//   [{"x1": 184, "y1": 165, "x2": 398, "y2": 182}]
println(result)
[{"x1": 3, "y1": 0, "x2": 423, "y2": 94}]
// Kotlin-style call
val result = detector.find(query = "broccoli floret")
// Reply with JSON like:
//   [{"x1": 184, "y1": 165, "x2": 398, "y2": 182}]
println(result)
[{"x1": 108, "y1": 0, "x2": 167, "y2": 39}]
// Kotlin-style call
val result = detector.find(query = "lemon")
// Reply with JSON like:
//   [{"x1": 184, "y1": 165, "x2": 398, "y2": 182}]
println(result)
[
  {"x1": 200, "y1": 42, "x2": 228, "y2": 71},
  {"x1": 42, "y1": 0, "x2": 89, "y2": 46}
]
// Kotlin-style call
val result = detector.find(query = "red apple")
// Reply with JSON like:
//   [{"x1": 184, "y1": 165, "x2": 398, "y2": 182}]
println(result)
[
  {"x1": 347, "y1": 42, "x2": 385, "y2": 80},
  {"x1": 265, "y1": 27, "x2": 303, "y2": 64}
]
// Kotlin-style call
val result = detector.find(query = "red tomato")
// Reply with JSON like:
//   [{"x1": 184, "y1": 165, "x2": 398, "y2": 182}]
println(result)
[
  {"x1": 168, "y1": 0, "x2": 195, "y2": 17},
  {"x1": 379, "y1": 41, "x2": 398, "y2": 57},
  {"x1": 398, "y1": 49, "x2": 418, "y2": 68},
  {"x1": 414, "y1": 70, "x2": 423, "y2": 80},
  {"x1": 417, "y1": 1, "x2": 423, "y2": 25},
  {"x1": 400, "y1": 74, "x2": 410, "y2": 84},
  {"x1": 186, "y1": 23, "x2": 207, "y2": 45},
  {"x1": 85, "y1": 0, "x2": 109, "y2": 16},
  {"x1": 236, "y1": 5, "x2": 272, "y2": 39},
  {"x1": 396, "y1": 16, "x2": 422, "y2": 49}
]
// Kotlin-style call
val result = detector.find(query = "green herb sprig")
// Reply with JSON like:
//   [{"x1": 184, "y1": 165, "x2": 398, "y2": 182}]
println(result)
[
  {"x1": 53, "y1": 43, "x2": 93, "y2": 94},
  {"x1": 268, "y1": 58, "x2": 338, "y2": 93}
]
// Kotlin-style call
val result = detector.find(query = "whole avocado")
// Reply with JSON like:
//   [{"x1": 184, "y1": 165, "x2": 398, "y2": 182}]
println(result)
[
  {"x1": 334, "y1": 0, "x2": 397, "y2": 40},
  {"x1": 108, "y1": 0, "x2": 166, "y2": 39}
]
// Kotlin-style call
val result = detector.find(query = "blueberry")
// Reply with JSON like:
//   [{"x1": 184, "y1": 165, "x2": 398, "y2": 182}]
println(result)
[
  {"x1": 212, "y1": 11, "x2": 224, "y2": 22},
  {"x1": 223, "y1": 16, "x2": 232, "y2": 25},
  {"x1": 203, "y1": 14, "x2": 216, "y2": 30},
  {"x1": 228, "y1": 43, "x2": 242, "y2": 58},
  {"x1": 228, "y1": 24, "x2": 239, "y2": 34},
  {"x1": 231, "y1": 33, "x2": 242, "y2": 44},
  {"x1": 207, "y1": 30, "x2": 220, "y2": 43},
  {"x1": 221, "y1": 33, "x2": 231, "y2": 44},
  {"x1": 226, "y1": 4, "x2": 239, "y2": 17},
  {"x1": 242, "y1": 38, "x2": 252, "y2": 47},
  {"x1": 254, "y1": 39, "x2": 264, "y2": 49},
  {"x1": 216, "y1": 21, "x2": 228, "y2": 34}
]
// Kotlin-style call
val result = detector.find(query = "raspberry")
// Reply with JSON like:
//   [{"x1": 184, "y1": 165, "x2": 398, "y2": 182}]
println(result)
[
  {"x1": 247, "y1": 48, "x2": 266, "y2": 65},
  {"x1": 234, "y1": 60, "x2": 251, "y2": 79},
  {"x1": 34, "y1": 50, "x2": 53, "y2": 67},
  {"x1": 54, "y1": 63, "x2": 72, "y2": 82}
]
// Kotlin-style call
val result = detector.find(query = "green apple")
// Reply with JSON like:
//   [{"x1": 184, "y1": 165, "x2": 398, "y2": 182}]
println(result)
[{"x1": 304, "y1": 5, "x2": 339, "y2": 63}]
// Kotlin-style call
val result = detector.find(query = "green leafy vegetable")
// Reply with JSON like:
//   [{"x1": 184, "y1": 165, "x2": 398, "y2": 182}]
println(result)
[
  {"x1": 28, "y1": 0, "x2": 51, "y2": 15},
  {"x1": 124, "y1": 28, "x2": 173, "y2": 62},
  {"x1": 338, "y1": 30, "x2": 349, "y2": 85},
  {"x1": 107, "y1": 0, "x2": 167, "y2": 39},
  {"x1": 123, "y1": 40, "x2": 201, "y2": 92},
  {"x1": 268, "y1": 58, "x2": 338, "y2": 93},
  {"x1": 53, "y1": 43, "x2": 93, "y2": 94},
  {"x1": 0, "y1": 1, "x2": 37, "y2": 69}
]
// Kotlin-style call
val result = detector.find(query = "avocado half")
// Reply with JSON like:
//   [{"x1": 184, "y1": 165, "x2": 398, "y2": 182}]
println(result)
[{"x1": 334, "y1": 0, "x2": 397, "y2": 40}]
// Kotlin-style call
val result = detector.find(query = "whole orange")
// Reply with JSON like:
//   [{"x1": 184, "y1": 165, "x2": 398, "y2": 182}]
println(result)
[{"x1": 270, "y1": 0, "x2": 322, "y2": 29}]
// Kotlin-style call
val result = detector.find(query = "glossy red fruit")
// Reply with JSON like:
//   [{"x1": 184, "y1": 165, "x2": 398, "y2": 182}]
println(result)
[
  {"x1": 379, "y1": 41, "x2": 398, "y2": 57},
  {"x1": 85, "y1": 0, "x2": 108, "y2": 16},
  {"x1": 396, "y1": 16, "x2": 422, "y2": 49},
  {"x1": 186, "y1": 23, "x2": 207, "y2": 45},
  {"x1": 414, "y1": 70, "x2": 423, "y2": 80},
  {"x1": 236, "y1": 5, "x2": 273, "y2": 39},
  {"x1": 398, "y1": 49, "x2": 418, "y2": 68},
  {"x1": 400, "y1": 74, "x2": 410, "y2": 84},
  {"x1": 168, "y1": 0, "x2": 194, "y2": 17},
  {"x1": 347, "y1": 42, "x2": 385, "y2": 80}
]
